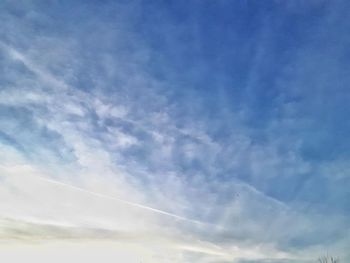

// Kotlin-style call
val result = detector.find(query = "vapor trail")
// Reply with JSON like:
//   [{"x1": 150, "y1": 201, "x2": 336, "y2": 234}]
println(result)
[{"x1": 31, "y1": 174, "x2": 207, "y2": 226}]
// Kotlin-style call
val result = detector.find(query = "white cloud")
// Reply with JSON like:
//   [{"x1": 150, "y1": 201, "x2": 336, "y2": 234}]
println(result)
[{"x1": 1, "y1": 2, "x2": 349, "y2": 262}]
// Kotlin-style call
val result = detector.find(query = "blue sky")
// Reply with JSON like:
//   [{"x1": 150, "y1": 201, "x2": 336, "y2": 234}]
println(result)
[{"x1": 0, "y1": 1, "x2": 349, "y2": 262}]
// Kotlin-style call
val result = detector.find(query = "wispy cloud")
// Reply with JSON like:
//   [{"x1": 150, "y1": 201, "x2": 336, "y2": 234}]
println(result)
[{"x1": 0, "y1": 1, "x2": 349, "y2": 262}]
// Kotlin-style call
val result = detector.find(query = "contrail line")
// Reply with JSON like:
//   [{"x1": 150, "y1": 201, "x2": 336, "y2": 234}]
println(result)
[{"x1": 30, "y1": 174, "x2": 207, "y2": 226}]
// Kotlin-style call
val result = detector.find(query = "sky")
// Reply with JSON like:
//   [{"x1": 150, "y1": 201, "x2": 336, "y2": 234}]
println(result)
[{"x1": 0, "y1": 0, "x2": 349, "y2": 262}]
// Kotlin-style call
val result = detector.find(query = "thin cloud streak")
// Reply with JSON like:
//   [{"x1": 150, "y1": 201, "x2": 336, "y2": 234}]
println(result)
[{"x1": 28, "y1": 173, "x2": 209, "y2": 226}]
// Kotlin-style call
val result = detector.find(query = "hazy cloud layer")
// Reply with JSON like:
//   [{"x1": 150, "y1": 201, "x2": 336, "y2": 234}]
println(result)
[{"x1": 0, "y1": 1, "x2": 349, "y2": 262}]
